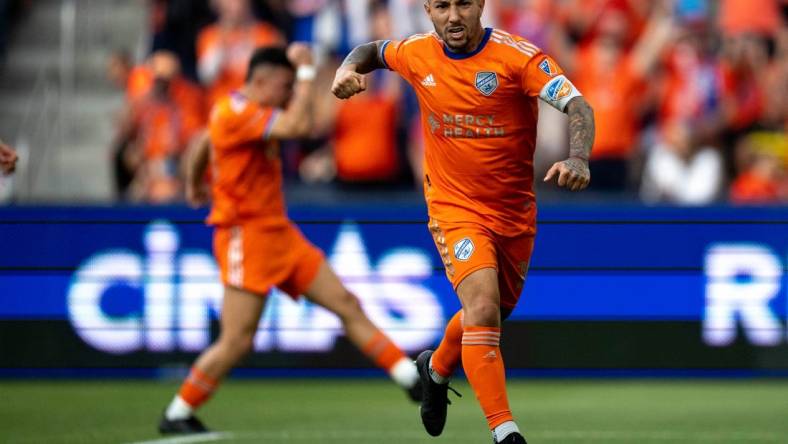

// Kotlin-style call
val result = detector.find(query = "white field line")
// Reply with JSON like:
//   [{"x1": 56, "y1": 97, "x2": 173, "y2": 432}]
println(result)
[
  {"x1": 124, "y1": 429, "x2": 786, "y2": 443},
  {"x1": 124, "y1": 432, "x2": 232, "y2": 444}
]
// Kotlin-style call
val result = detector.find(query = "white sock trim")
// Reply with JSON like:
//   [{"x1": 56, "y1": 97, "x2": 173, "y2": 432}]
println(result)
[
  {"x1": 428, "y1": 356, "x2": 450, "y2": 384},
  {"x1": 492, "y1": 421, "x2": 520, "y2": 443},
  {"x1": 390, "y1": 357, "x2": 419, "y2": 388},
  {"x1": 165, "y1": 395, "x2": 194, "y2": 421}
]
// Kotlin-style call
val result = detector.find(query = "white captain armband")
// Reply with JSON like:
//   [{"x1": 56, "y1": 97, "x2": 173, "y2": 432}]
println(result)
[{"x1": 539, "y1": 75, "x2": 582, "y2": 113}]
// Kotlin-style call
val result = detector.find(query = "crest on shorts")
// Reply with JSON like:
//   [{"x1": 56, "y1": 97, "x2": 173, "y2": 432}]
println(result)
[
  {"x1": 453, "y1": 237, "x2": 475, "y2": 262},
  {"x1": 475, "y1": 71, "x2": 498, "y2": 96}
]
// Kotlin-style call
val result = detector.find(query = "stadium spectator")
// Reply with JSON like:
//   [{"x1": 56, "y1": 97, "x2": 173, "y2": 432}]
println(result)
[
  {"x1": 197, "y1": 0, "x2": 284, "y2": 105},
  {"x1": 730, "y1": 131, "x2": 788, "y2": 204},
  {"x1": 149, "y1": 0, "x2": 214, "y2": 81},
  {"x1": 112, "y1": 51, "x2": 206, "y2": 202},
  {"x1": 301, "y1": 2, "x2": 404, "y2": 186},
  {"x1": 640, "y1": 119, "x2": 724, "y2": 205},
  {"x1": 569, "y1": 2, "x2": 675, "y2": 191},
  {"x1": 0, "y1": 140, "x2": 18, "y2": 175}
]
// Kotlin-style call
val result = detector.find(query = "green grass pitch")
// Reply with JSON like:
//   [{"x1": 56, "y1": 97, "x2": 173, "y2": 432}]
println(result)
[{"x1": 1, "y1": 379, "x2": 787, "y2": 443}]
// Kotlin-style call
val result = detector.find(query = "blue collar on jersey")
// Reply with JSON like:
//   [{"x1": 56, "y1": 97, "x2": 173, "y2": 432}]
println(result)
[{"x1": 442, "y1": 27, "x2": 492, "y2": 60}]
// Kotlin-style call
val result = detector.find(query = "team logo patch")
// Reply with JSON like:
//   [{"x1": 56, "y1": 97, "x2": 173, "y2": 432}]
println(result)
[
  {"x1": 546, "y1": 77, "x2": 573, "y2": 101},
  {"x1": 453, "y1": 237, "x2": 475, "y2": 262},
  {"x1": 475, "y1": 71, "x2": 499, "y2": 96},
  {"x1": 538, "y1": 58, "x2": 556, "y2": 77}
]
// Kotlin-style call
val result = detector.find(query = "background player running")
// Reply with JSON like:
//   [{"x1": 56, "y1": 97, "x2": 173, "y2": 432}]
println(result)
[
  {"x1": 332, "y1": 1, "x2": 595, "y2": 443},
  {"x1": 158, "y1": 43, "x2": 421, "y2": 435}
]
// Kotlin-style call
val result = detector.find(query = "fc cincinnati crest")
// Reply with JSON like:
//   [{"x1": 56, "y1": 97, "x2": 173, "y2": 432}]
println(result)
[
  {"x1": 475, "y1": 71, "x2": 498, "y2": 96},
  {"x1": 454, "y1": 237, "x2": 475, "y2": 262}
]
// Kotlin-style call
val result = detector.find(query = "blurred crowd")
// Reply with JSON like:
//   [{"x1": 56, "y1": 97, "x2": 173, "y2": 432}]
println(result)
[{"x1": 109, "y1": 0, "x2": 788, "y2": 206}]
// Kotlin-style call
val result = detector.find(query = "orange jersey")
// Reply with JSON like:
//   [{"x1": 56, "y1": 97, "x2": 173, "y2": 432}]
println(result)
[
  {"x1": 207, "y1": 92, "x2": 286, "y2": 227},
  {"x1": 382, "y1": 28, "x2": 581, "y2": 236}
]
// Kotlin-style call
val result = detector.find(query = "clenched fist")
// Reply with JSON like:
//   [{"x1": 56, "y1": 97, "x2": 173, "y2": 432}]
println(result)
[{"x1": 332, "y1": 68, "x2": 367, "y2": 99}]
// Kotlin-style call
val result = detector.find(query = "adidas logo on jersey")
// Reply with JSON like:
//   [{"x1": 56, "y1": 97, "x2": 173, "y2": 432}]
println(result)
[{"x1": 421, "y1": 74, "x2": 437, "y2": 87}]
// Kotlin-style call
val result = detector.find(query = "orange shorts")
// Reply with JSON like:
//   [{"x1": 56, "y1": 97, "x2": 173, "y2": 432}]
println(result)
[
  {"x1": 429, "y1": 218, "x2": 534, "y2": 310},
  {"x1": 213, "y1": 221, "x2": 325, "y2": 297}
]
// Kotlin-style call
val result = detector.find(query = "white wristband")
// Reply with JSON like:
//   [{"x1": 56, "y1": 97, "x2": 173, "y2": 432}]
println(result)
[{"x1": 297, "y1": 65, "x2": 317, "y2": 81}]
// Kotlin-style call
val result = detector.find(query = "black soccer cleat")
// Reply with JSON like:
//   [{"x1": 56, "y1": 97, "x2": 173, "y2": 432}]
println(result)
[
  {"x1": 495, "y1": 432, "x2": 528, "y2": 444},
  {"x1": 416, "y1": 350, "x2": 461, "y2": 437},
  {"x1": 158, "y1": 414, "x2": 210, "y2": 435}
]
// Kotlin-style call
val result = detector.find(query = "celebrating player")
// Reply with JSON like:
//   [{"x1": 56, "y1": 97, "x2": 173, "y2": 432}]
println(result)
[
  {"x1": 0, "y1": 140, "x2": 18, "y2": 175},
  {"x1": 158, "y1": 44, "x2": 421, "y2": 435},
  {"x1": 332, "y1": 1, "x2": 595, "y2": 443}
]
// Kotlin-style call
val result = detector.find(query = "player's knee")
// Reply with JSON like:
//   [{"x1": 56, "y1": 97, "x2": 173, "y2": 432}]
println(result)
[
  {"x1": 464, "y1": 300, "x2": 501, "y2": 327},
  {"x1": 218, "y1": 330, "x2": 255, "y2": 358}
]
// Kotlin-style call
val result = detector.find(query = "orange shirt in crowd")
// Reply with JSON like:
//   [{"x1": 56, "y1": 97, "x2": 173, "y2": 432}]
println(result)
[
  {"x1": 126, "y1": 66, "x2": 207, "y2": 140},
  {"x1": 197, "y1": 22, "x2": 284, "y2": 105},
  {"x1": 127, "y1": 65, "x2": 154, "y2": 101},
  {"x1": 333, "y1": 90, "x2": 399, "y2": 182},
  {"x1": 132, "y1": 97, "x2": 188, "y2": 160},
  {"x1": 573, "y1": 45, "x2": 644, "y2": 160},
  {"x1": 383, "y1": 28, "x2": 581, "y2": 236},
  {"x1": 719, "y1": 0, "x2": 782, "y2": 36},
  {"x1": 207, "y1": 92, "x2": 287, "y2": 227},
  {"x1": 730, "y1": 171, "x2": 781, "y2": 204}
]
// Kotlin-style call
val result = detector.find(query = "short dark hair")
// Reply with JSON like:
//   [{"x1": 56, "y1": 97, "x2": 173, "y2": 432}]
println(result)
[{"x1": 245, "y1": 46, "x2": 294, "y2": 82}]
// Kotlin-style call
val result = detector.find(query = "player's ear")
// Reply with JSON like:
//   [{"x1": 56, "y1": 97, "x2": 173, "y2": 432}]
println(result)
[{"x1": 423, "y1": 0, "x2": 429, "y2": 14}]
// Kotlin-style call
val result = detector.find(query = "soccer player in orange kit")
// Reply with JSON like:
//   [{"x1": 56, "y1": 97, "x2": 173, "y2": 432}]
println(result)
[
  {"x1": 157, "y1": 44, "x2": 421, "y2": 434},
  {"x1": 332, "y1": 1, "x2": 596, "y2": 442},
  {"x1": 0, "y1": 140, "x2": 18, "y2": 175}
]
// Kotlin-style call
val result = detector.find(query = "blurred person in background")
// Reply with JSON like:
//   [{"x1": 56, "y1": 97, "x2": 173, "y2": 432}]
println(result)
[
  {"x1": 197, "y1": 0, "x2": 285, "y2": 105},
  {"x1": 568, "y1": 1, "x2": 675, "y2": 192},
  {"x1": 301, "y1": 1, "x2": 405, "y2": 187},
  {"x1": 730, "y1": 131, "x2": 788, "y2": 203},
  {"x1": 149, "y1": 0, "x2": 214, "y2": 81},
  {"x1": 640, "y1": 119, "x2": 724, "y2": 205},
  {"x1": 159, "y1": 44, "x2": 421, "y2": 435},
  {"x1": 0, "y1": 140, "x2": 18, "y2": 175},
  {"x1": 111, "y1": 51, "x2": 206, "y2": 203},
  {"x1": 640, "y1": 4, "x2": 726, "y2": 205}
]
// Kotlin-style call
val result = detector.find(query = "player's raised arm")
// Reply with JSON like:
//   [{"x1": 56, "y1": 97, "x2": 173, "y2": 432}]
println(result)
[
  {"x1": 331, "y1": 41, "x2": 387, "y2": 99},
  {"x1": 0, "y1": 140, "x2": 19, "y2": 175},
  {"x1": 544, "y1": 96, "x2": 595, "y2": 191},
  {"x1": 266, "y1": 43, "x2": 316, "y2": 139}
]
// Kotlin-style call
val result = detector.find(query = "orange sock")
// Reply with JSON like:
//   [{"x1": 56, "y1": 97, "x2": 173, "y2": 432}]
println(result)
[
  {"x1": 431, "y1": 310, "x2": 464, "y2": 378},
  {"x1": 461, "y1": 326, "x2": 513, "y2": 429},
  {"x1": 362, "y1": 330, "x2": 407, "y2": 371},
  {"x1": 178, "y1": 367, "x2": 219, "y2": 409}
]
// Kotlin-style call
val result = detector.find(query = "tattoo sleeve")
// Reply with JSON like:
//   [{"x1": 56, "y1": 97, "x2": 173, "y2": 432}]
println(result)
[
  {"x1": 341, "y1": 41, "x2": 386, "y2": 74},
  {"x1": 566, "y1": 96, "x2": 595, "y2": 161}
]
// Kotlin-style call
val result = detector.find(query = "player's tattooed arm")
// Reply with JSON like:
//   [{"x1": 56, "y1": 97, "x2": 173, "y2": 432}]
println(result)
[
  {"x1": 332, "y1": 41, "x2": 385, "y2": 99},
  {"x1": 544, "y1": 96, "x2": 595, "y2": 191}
]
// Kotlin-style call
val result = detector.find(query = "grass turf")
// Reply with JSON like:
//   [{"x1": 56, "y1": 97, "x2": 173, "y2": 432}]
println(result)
[{"x1": 1, "y1": 379, "x2": 787, "y2": 443}]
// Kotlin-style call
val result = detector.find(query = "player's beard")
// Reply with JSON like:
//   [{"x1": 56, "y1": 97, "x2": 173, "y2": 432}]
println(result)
[{"x1": 442, "y1": 24, "x2": 481, "y2": 53}]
